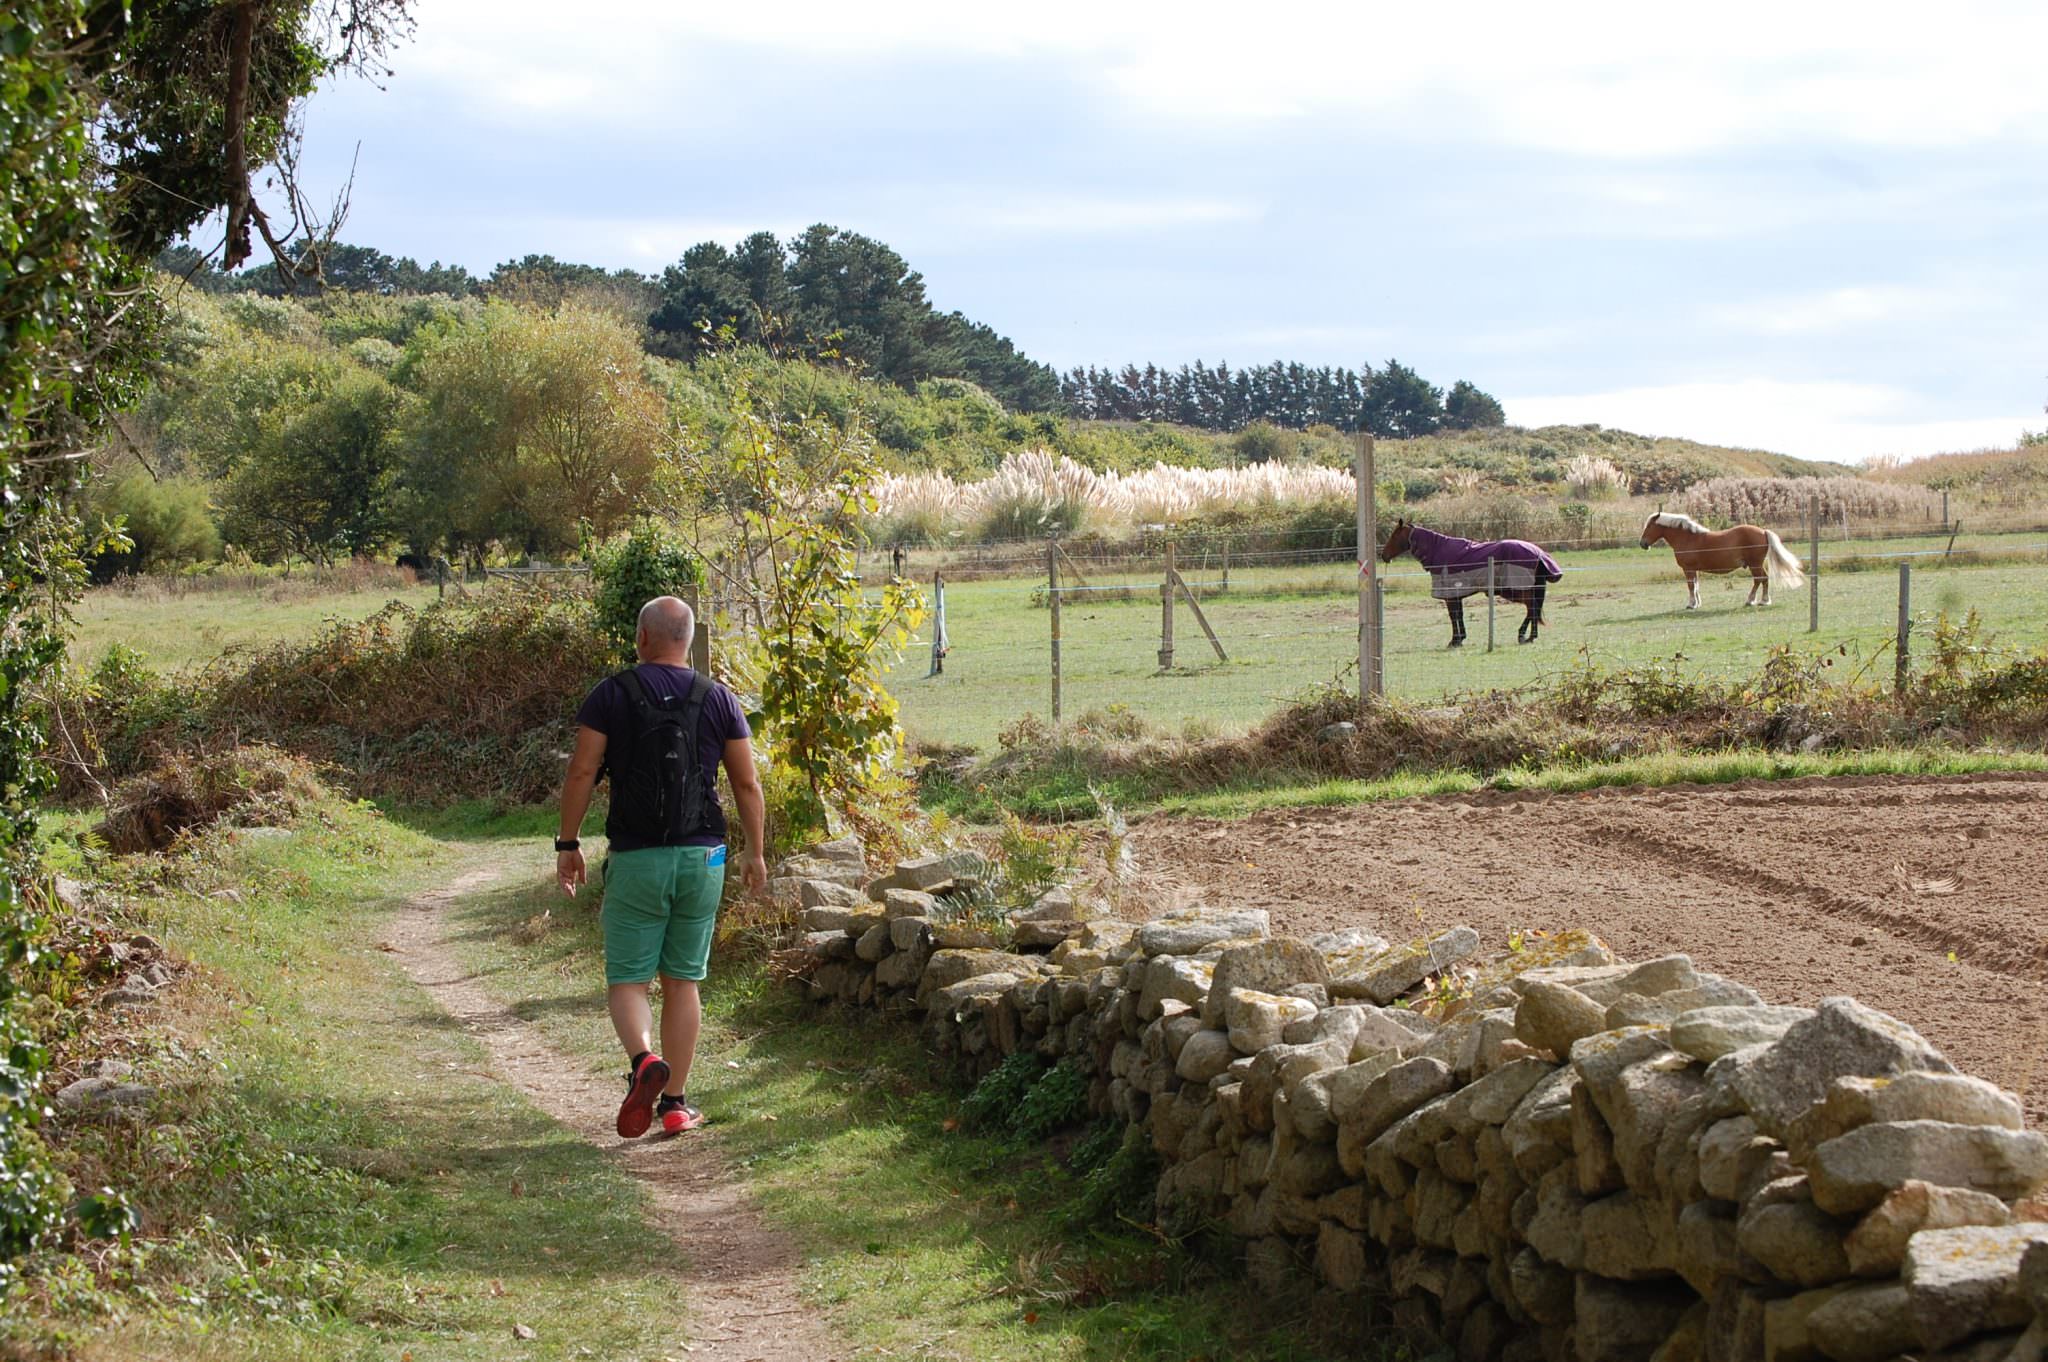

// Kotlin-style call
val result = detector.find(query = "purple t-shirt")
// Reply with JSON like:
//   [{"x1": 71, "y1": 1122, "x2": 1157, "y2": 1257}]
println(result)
[{"x1": 574, "y1": 664, "x2": 750, "y2": 849}]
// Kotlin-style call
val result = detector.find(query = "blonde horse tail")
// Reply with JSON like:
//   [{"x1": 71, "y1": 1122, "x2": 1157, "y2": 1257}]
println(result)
[{"x1": 1764, "y1": 530, "x2": 1806, "y2": 591}]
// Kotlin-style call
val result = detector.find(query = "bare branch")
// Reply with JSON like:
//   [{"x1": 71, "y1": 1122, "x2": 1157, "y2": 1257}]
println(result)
[{"x1": 220, "y1": 2, "x2": 257, "y2": 270}]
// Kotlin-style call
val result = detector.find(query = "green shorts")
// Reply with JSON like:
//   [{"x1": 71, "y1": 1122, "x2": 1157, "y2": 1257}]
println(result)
[{"x1": 600, "y1": 844, "x2": 726, "y2": 985}]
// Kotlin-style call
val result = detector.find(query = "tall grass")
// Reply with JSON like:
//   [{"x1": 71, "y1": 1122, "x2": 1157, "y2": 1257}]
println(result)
[
  {"x1": 1562, "y1": 454, "x2": 1628, "y2": 500},
  {"x1": 872, "y1": 451, "x2": 1359, "y2": 543},
  {"x1": 1683, "y1": 476, "x2": 1945, "y2": 527}
]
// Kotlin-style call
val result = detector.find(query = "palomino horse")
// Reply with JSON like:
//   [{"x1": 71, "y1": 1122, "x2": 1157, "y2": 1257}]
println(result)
[
  {"x1": 1639, "y1": 513, "x2": 1806, "y2": 608},
  {"x1": 1379, "y1": 519, "x2": 1563, "y2": 647}
]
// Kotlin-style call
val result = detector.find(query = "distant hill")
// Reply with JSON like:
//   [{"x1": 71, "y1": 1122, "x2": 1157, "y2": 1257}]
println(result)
[
  {"x1": 1379, "y1": 423, "x2": 1855, "y2": 496},
  {"x1": 1060, "y1": 417, "x2": 1857, "y2": 496}
]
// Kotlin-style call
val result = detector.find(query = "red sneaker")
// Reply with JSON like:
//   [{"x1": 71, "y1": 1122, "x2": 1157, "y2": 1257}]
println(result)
[
  {"x1": 617, "y1": 1054, "x2": 671, "y2": 1138},
  {"x1": 658, "y1": 1094, "x2": 707, "y2": 1135}
]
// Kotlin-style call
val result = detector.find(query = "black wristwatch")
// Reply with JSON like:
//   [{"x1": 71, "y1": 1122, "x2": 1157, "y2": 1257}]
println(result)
[{"x1": 554, "y1": 838, "x2": 579, "y2": 852}]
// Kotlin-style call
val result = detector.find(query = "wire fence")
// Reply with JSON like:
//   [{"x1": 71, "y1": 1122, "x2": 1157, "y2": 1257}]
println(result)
[
  {"x1": 853, "y1": 525, "x2": 2048, "y2": 750},
  {"x1": 854, "y1": 514, "x2": 2030, "y2": 584}
]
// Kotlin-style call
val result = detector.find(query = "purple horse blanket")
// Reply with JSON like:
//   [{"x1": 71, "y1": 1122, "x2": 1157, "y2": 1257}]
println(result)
[{"x1": 1408, "y1": 527, "x2": 1562, "y2": 585}]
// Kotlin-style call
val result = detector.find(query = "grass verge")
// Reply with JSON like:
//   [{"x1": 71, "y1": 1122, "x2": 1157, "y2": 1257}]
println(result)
[
  {"x1": 10, "y1": 806, "x2": 691, "y2": 1361},
  {"x1": 1148, "y1": 746, "x2": 2048, "y2": 820}
]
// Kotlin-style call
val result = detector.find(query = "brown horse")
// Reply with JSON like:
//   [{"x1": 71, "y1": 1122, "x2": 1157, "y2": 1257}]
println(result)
[{"x1": 1639, "y1": 513, "x2": 1806, "y2": 608}]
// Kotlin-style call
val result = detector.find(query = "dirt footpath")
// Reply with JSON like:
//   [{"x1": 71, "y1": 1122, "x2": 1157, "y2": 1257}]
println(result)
[
  {"x1": 390, "y1": 867, "x2": 843, "y2": 1362},
  {"x1": 1130, "y1": 771, "x2": 2048, "y2": 1122}
]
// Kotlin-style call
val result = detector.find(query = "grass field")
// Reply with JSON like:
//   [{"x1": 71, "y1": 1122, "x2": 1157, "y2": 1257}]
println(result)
[
  {"x1": 66, "y1": 530, "x2": 2048, "y2": 755},
  {"x1": 72, "y1": 576, "x2": 440, "y2": 672},
  {"x1": 888, "y1": 534, "x2": 2048, "y2": 748}
]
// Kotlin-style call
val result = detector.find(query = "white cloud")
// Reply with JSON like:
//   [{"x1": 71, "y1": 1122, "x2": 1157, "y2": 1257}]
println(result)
[
  {"x1": 1706, "y1": 283, "x2": 1992, "y2": 336},
  {"x1": 1506, "y1": 379, "x2": 2036, "y2": 462},
  {"x1": 364, "y1": 0, "x2": 2048, "y2": 158},
  {"x1": 967, "y1": 195, "x2": 1264, "y2": 234}
]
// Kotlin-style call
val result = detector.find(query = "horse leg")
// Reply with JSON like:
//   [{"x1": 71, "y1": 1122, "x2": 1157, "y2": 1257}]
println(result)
[
  {"x1": 1520, "y1": 584, "x2": 1546, "y2": 643},
  {"x1": 1755, "y1": 561, "x2": 1771, "y2": 606},
  {"x1": 1686, "y1": 570, "x2": 1699, "y2": 609},
  {"x1": 1446, "y1": 597, "x2": 1465, "y2": 648}
]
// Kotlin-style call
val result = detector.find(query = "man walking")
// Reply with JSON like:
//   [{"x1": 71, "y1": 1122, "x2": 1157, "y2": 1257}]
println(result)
[{"x1": 556, "y1": 596, "x2": 768, "y2": 1138}]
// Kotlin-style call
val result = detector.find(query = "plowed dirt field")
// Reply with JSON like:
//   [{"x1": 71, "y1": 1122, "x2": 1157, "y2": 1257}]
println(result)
[{"x1": 1130, "y1": 772, "x2": 2048, "y2": 1121}]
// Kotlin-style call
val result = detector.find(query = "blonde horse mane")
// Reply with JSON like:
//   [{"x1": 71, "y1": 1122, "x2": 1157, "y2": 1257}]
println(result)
[{"x1": 1648, "y1": 511, "x2": 1709, "y2": 534}]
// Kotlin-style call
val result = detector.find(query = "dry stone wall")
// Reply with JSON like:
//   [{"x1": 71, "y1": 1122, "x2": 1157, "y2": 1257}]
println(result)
[{"x1": 782, "y1": 843, "x2": 2048, "y2": 1362}]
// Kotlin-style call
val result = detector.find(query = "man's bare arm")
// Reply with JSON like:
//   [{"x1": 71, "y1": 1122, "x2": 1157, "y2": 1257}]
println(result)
[
  {"x1": 556, "y1": 725, "x2": 607, "y2": 896},
  {"x1": 723, "y1": 737, "x2": 769, "y2": 894}
]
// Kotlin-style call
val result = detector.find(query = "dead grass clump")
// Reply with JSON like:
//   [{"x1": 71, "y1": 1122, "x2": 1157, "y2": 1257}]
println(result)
[
  {"x1": 97, "y1": 743, "x2": 328, "y2": 854},
  {"x1": 200, "y1": 590, "x2": 613, "y2": 802}
]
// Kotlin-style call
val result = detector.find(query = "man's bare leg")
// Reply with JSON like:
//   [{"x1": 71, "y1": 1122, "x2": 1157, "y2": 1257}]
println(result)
[
  {"x1": 608, "y1": 981, "x2": 656, "y2": 1057},
  {"x1": 658, "y1": 976, "x2": 700, "y2": 1097}
]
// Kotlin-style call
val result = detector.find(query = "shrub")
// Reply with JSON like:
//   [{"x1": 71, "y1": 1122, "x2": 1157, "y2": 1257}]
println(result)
[
  {"x1": 1069, "y1": 1123, "x2": 1159, "y2": 1226},
  {"x1": 1011, "y1": 1060, "x2": 1090, "y2": 1141},
  {"x1": 1230, "y1": 422, "x2": 1292, "y2": 465},
  {"x1": 87, "y1": 474, "x2": 221, "y2": 580},
  {"x1": 588, "y1": 519, "x2": 703, "y2": 663},
  {"x1": 959, "y1": 1050, "x2": 1047, "y2": 1132}
]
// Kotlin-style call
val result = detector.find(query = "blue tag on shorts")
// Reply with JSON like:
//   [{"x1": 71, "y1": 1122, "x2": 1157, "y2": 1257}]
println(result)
[{"x1": 707, "y1": 845, "x2": 728, "y2": 867}]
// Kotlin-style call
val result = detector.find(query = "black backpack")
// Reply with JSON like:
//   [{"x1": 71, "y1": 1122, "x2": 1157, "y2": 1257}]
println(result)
[{"x1": 604, "y1": 668, "x2": 713, "y2": 847}]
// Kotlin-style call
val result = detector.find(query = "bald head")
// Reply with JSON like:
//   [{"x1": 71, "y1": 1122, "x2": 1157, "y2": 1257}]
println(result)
[{"x1": 635, "y1": 596, "x2": 696, "y2": 663}]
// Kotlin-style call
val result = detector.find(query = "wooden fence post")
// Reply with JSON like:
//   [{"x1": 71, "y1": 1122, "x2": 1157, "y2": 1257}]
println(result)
[
  {"x1": 684, "y1": 582, "x2": 711, "y2": 673},
  {"x1": 1158, "y1": 541, "x2": 1176, "y2": 671},
  {"x1": 1048, "y1": 540, "x2": 1062, "y2": 724},
  {"x1": 1357, "y1": 432, "x2": 1381, "y2": 701}
]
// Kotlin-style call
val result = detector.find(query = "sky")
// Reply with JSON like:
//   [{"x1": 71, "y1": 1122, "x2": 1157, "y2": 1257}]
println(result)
[{"x1": 288, "y1": 0, "x2": 2048, "y2": 463}]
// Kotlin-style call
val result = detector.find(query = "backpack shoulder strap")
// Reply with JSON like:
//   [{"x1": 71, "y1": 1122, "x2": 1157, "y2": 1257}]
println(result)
[{"x1": 614, "y1": 666, "x2": 654, "y2": 710}]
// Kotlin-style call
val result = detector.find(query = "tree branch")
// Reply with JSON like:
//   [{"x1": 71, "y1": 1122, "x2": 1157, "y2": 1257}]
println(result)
[{"x1": 220, "y1": 2, "x2": 257, "y2": 270}]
